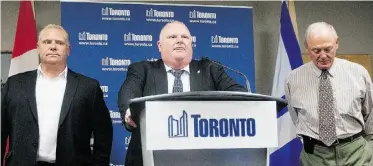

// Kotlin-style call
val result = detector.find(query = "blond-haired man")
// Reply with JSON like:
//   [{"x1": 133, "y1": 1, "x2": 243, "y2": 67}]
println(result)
[{"x1": 1, "y1": 24, "x2": 113, "y2": 166}]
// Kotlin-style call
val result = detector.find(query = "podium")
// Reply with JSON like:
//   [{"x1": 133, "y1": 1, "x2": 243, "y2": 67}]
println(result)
[{"x1": 129, "y1": 91, "x2": 287, "y2": 166}]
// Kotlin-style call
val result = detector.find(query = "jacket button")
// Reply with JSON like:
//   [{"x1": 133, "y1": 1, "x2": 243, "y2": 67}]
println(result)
[{"x1": 33, "y1": 141, "x2": 38, "y2": 148}]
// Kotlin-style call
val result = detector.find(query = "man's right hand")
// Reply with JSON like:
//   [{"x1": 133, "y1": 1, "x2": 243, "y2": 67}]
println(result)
[{"x1": 124, "y1": 108, "x2": 137, "y2": 128}]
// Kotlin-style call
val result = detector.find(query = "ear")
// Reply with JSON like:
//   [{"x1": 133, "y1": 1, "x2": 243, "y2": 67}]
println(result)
[
  {"x1": 335, "y1": 37, "x2": 339, "y2": 50},
  {"x1": 37, "y1": 42, "x2": 41, "y2": 55},
  {"x1": 67, "y1": 45, "x2": 71, "y2": 56},
  {"x1": 157, "y1": 41, "x2": 162, "y2": 52}
]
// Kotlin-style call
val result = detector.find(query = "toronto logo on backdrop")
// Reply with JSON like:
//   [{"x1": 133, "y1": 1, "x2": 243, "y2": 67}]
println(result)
[
  {"x1": 101, "y1": 7, "x2": 131, "y2": 21},
  {"x1": 188, "y1": 10, "x2": 217, "y2": 24},
  {"x1": 211, "y1": 35, "x2": 239, "y2": 49},
  {"x1": 145, "y1": 8, "x2": 174, "y2": 23},
  {"x1": 101, "y1": 57, "x2": 131, "y2": 72},
  {"x1": 77, "y1": 31, "x2": 108, "y2": 46}
]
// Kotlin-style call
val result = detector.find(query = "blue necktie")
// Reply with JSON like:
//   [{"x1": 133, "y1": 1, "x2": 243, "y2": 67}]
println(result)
[{"x1": 170, "y1": 70, "x2": 184, "y2": 93}]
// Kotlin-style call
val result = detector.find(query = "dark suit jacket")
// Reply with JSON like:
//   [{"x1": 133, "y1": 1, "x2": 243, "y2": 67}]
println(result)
[
  {"x1": 117, "y1": 59, "x2": 247, "y2": 166},
  {"x1": 1, "y1": 69, "x2": 113, "y2": 166}
]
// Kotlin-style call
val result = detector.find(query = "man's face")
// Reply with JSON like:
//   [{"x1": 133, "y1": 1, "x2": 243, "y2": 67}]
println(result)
[
  {"x1": 306, "y1": 34, "x2": 339, "y2": 70},
  {"x1": 38, "y1": 28, "x2": 70, "y2": 65},
  {"x1": 157, "y1": 22, "x2": 193, "y2": 68}
]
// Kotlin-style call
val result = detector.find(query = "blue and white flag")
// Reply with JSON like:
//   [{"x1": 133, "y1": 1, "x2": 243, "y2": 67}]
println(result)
[{"x1": 268, "y1": 1, "x2": 304, "y2": 166}]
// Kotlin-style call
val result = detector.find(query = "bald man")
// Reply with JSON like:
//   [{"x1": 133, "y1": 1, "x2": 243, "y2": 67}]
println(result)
[
  {"x1": 285, "y1": 22, "x2": 373, "y2": 166},
  {"x1": 117, "y1": 21, "x2": 248, "y2": 166}
]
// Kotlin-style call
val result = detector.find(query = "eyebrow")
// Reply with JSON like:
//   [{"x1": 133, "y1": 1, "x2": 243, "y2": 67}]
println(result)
[
  {"x1": 167, "y1": 34, "x2": 190, "y2": 37},
  {"x1": 42, "y1": 39, "x2": 65, "y2": 43},
  {"x1": 311, "y1": 46, "x2": 333, "y2": 50}
]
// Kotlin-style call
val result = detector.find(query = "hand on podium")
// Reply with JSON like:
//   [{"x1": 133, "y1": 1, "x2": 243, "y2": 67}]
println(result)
[{"x1": 124, "y1": 108, "x2": 137, "y2": 129}]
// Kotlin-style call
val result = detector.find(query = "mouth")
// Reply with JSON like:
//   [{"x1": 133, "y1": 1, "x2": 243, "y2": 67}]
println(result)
[
  {"x1": 47, "y1": 54, "x2": 60, "y2": 57},
  {"x1": 317, "y1": 58, "x2": 330, "y2": 62},
  {"x1": 173, "y1": 47, "x2": 185, "y2": 51},
  {"x1": 317, "y1": 60, "x2": 331, "y2": 65}
]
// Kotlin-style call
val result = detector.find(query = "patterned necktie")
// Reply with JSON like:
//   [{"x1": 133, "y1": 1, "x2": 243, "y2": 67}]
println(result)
[
  {"x1": 318, "y1": 70, "x2": 337, "y2": 146},
  {"x1": 170, "y1": 70, "x2": 184, "y2": 93}
]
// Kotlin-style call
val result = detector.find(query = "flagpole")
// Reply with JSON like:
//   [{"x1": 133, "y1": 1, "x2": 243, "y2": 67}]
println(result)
[
  {"x1": 288, "y1": 0, "x2": 299, "y2": 43},
  {"x1": 31, "y1": 0, "x2": 35, "y2": 19}
]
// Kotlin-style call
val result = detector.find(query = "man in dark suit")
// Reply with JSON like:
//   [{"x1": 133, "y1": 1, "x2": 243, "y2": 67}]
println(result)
[
  {"x1": 118, "y1": 21, "x2": 248, "y2": 166},
  {"x1": 1, "y1": 24, "x2": 113, "y2": 166}
]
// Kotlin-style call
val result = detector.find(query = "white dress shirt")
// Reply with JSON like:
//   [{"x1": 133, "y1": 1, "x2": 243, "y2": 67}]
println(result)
[
  {"x1": 125, "y1": 63, "x2": 191, "y2": 118},
  {"x1": 35, "y1": 65, "x2": 67, "y2": 162},
  {"x1": 164, "y1": 63, "x2": 191, "y2": 93}
]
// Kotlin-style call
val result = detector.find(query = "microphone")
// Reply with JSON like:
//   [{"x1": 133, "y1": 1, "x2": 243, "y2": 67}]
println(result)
[{"x1": 201, "y1": 56, "x2": 251, "y2": 92}]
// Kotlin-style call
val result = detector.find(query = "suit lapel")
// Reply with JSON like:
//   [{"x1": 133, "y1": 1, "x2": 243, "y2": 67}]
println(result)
[
  {"x1": 153, "y1": 60, "x2": 168, "y2": 94},
  {"x1": 25, "y1": 71, "x2": 38, "y2": 122},
  {"x1": 190, "y1": 60, "x2": 202, "y2": 91},
  {"x1": 58, "y1": 69, "x2": 78, "y2": 126}
]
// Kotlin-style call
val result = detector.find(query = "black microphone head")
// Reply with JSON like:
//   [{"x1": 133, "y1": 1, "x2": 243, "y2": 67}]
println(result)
[{"x1": 200, "y1": 56, "x2": 209, "y2": 61}]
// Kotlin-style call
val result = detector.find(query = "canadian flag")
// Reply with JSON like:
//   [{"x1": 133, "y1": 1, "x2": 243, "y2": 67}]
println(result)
[
  {"x1": 8, "y1": 0, "x2": 39, "y2": 77},
  {"x1": 3, "y1": 1, "x2": 38, "y2": 165}
]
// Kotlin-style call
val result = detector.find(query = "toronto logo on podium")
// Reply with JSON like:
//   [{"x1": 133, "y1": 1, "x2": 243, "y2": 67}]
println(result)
[
  {"x1": 168, "y1": 110, "x2": 188, "y2": 138},
  {"x1": 167, "y1": 110, "x2": 257, "y2": 138}
]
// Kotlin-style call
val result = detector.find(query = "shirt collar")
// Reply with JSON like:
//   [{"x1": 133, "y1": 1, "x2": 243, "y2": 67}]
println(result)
[
  {"x1": 164, "y1": 63, "x2": 190, "y2": 74},
  {"x1": 37, "y1": 64, "x2": 68, "y2": 79},
  {"x1": 311, "y1": 57, "x2": 338, "y2": 78}
]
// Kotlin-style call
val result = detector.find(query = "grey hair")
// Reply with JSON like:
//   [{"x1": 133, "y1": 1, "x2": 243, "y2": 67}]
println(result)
[
  {"x1": 38, "y1": 24, "x2": 70, "y2": 46},
  {"x1": 304, "y1": 22, "x2": 338, "y2": 47},
  {"x1": 158, "y1": 20, "x2": 191, "y2": 40}
]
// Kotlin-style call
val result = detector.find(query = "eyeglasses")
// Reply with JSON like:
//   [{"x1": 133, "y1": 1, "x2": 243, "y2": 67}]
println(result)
[{"x1": 311, "y1": 46, "x2": 334, "y2": 54}]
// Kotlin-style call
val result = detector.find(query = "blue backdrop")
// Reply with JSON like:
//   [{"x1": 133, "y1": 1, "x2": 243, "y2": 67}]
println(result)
[{"x1": 61, "y1": 1, "x2": 254, "y2": 165}]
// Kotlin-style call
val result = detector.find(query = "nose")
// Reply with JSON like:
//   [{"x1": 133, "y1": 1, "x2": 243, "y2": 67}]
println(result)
[
  {"x1": 176, "y1": 36, "x2": 183, "y2": 43},
  {"x1": 319, "y1": 50, "x2": 328, "y2": 57},
  {"x1": 49, "y1": 42, "x2": 57, "y2": 51}
]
